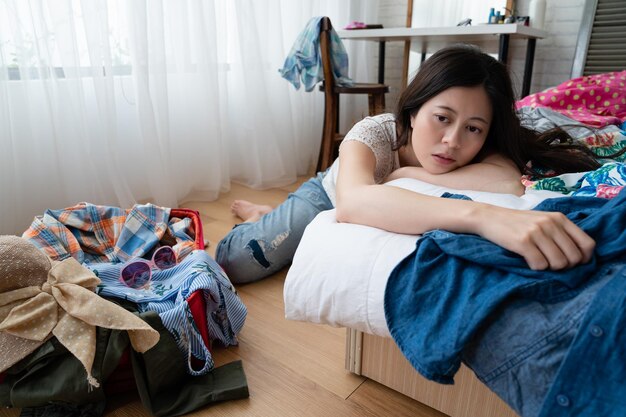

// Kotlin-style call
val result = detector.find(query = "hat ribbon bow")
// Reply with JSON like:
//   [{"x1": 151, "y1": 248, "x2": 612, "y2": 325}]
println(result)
[{"x1": 0, "y1": 258, "x2": 159, "y2": 388}]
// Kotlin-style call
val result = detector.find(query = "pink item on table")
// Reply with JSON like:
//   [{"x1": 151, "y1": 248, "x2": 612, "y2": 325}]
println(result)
[{"x1": 344, "y1": 21, "x2": 367, "y2": 29}]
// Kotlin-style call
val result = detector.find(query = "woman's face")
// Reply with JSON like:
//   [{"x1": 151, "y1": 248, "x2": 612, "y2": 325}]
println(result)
[{"x1": 408, "y1": 85, "x2": 492, "y2": 174}]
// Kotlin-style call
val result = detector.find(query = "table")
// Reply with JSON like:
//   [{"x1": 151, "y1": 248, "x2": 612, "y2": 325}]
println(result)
[{"x1": 337, "y1": 24, "x2": 547, "y2": 98}]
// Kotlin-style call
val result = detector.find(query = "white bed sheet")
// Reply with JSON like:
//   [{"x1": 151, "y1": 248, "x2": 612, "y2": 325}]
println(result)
[{"x1": 284, "y1": 178, "x2": 564, "y2": 337}]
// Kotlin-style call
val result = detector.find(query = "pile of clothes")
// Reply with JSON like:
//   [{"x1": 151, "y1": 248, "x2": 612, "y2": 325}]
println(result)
[{"x1": 0, "y1": 203, "x2": 249, "y2": 417}]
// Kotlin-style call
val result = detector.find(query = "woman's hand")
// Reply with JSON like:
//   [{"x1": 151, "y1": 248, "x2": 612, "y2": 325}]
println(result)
[{"x1": 475, "y1": 206, "x2": 596, "y2": 270}]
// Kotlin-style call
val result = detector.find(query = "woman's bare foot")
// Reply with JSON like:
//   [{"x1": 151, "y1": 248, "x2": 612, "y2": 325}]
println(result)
[{"x1": 231, "y1": 200, "x2": 273, "y2": 223}]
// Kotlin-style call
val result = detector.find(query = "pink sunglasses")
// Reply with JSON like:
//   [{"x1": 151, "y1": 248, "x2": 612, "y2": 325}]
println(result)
[{"x1": 119, "y1": 246, "x2": 178, "y2": 289}]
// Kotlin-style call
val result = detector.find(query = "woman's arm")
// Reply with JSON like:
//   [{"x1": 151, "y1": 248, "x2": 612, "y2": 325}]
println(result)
[
  {"x1": 386, "y1": 152, "x2": 525, "y2": 196},
  {"x1": 335, "y1": 141, "x2": 595, "y2": 270}
]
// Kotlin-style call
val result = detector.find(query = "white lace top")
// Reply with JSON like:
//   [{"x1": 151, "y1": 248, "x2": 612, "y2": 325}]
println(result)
[{"x1": 321, "y1": 113, "x2": 400, "y2": 206}]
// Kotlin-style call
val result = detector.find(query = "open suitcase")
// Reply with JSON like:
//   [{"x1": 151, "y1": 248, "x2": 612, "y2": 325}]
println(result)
[{"x1": 0, "y1": 207, "x2": 212, "y2": 394}]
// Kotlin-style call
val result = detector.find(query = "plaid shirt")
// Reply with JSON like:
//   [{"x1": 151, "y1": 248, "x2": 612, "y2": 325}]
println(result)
[{"x1": 23, "y1": 202, "x2": 196, "y2": 264}]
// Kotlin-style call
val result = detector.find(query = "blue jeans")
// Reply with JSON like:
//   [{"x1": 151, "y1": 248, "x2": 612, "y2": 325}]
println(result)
[{"x1": 216, "y1": 172, "x2": 333, "y2": 284}]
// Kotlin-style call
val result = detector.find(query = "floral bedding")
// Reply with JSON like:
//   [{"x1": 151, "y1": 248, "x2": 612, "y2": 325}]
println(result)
[{"x1": 517, "y1": 71, "x2": 626, "y2": 198}]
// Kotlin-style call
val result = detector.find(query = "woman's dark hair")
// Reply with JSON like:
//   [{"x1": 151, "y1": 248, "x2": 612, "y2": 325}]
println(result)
[{"x1": 394, "y1": 44, "x2": 619, "y2": 177}]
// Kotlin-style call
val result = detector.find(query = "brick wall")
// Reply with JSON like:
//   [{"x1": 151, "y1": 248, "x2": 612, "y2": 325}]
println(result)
[
  {"x1": 510, "y1": 0, "x2": 585, "y2": 93},
  {"x1": 375, "y1": 0, "x2": 585, "y2": 108},
  {"x1": 376, "y1": 0, "x2": 411, "y2": 111}
]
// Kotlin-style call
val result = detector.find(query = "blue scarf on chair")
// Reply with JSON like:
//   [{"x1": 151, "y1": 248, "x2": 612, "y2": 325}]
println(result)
[{"x1": 279, "y1": 16, "x2": 353, "y2": 92}]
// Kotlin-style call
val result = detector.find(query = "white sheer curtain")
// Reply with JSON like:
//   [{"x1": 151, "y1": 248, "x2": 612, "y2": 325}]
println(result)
[{"x1": 0, "y1": 0, "x2": 378, "y2": 234}]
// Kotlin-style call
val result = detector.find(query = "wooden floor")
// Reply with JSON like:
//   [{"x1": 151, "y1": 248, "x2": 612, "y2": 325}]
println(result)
[{"x1": 1, "y1": 178, "x2": 446, "y2": 417}]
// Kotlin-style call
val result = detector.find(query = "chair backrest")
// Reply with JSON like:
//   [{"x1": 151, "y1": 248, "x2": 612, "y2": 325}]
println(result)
[
  {"x1": 571, "y1": 0, "x2": 626, "y2": 77},
  {"x1": 319, "y1": 17, "x2": 336, "y2": 92}
]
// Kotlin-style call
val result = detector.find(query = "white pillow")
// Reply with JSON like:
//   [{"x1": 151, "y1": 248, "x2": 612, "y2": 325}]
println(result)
[{"x1": 284, "y1": 178, "x2": 564, "y2": 336}]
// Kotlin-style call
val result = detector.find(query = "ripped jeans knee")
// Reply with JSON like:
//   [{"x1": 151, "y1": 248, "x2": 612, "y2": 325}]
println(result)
[
  {"x1": 216, "y1": 226, "x2": 295, "y2": 285},
  {"x1": 245, "y1": 230, "x2": 290, "y2": 269},
  {"x1": 246, "y1": 239, "x2": 271, "y2": 268}
]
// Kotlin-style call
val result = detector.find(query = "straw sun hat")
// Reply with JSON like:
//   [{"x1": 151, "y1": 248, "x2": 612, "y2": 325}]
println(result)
[{"x1": 0, "y1": 235, "x2": 160, "y2": 388}]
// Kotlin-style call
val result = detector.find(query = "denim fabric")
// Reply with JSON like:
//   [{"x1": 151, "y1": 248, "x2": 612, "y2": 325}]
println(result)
[
  {"x1": 536, "y1": 264, "x2": 626, "y2": 417},
  {"x1": 464, "y1": 265, "x2": 616, "y2": 417},
  {"x1": 440, "y1": 192, "x2": 473, "y2": 201},
  {"x1": 385, "y1": 189, "x2": 626, "y2": 417},
  {"x1": 216, "y1": 172, "x2": 333, "y2": 284}
]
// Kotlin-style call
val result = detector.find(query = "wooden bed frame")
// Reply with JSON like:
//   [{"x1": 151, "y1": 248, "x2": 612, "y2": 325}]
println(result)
[{"x1": 344, "y1": 329, "x2": 519, "y2": 417}]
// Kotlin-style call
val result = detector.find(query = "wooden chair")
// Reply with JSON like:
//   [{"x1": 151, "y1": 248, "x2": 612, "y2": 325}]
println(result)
[{"x1": 317, "y1": 16, "x2": 389, "y2": 172}]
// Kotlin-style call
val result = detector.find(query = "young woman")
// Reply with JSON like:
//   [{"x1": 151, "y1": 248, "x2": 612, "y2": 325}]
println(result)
[{"x1": 216, "y1": 45, "x2": 605, "y2": 284}]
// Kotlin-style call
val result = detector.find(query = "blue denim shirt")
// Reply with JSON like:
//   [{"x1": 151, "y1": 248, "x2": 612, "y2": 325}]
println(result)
[
  {"x1": 385, "y1": 190, "x2": 626, "y2": 417},
  {"x1": 536, "y1": 265, "x2": 626, "y2": 417}
]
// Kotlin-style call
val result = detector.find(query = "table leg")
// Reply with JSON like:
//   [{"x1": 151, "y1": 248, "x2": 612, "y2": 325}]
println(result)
[
  {"x1": 378, "y1": 41, "x2": 386, "y2": 84},
  {"x1": 522, "y1": 38, "x2": 537, "y2": 98},
  {"x1": 498, "y1": 34, "x2": 510, "y2": 63}
]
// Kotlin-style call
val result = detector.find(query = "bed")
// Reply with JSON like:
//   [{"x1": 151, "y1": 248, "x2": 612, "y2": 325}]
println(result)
[
  {"x1": 284, "y1": 70, "x2": 626, "y2": 417},
  {"x1": 284, "y1": 181, "x2": 561, "y2": 417}
]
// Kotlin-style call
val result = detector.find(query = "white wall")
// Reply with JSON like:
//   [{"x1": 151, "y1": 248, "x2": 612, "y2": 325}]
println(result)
[{"x1": 375, "y1": 0, "x2": 585, "y2": 109}]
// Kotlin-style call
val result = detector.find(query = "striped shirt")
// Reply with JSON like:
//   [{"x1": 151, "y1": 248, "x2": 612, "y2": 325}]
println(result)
[{"x1": 88, "y1": 250, "x2": 246, "y2": 375}]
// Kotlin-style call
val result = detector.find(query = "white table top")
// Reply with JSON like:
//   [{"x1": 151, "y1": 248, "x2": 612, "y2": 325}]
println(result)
[{"x1": 337, "y1": 24, "x2": 547, "y2": 43}]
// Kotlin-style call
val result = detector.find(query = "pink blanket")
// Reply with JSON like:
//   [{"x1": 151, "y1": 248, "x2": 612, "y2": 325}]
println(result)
[{"x1": 517, "y1": 71, "x2": 626, "y2": 127}]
